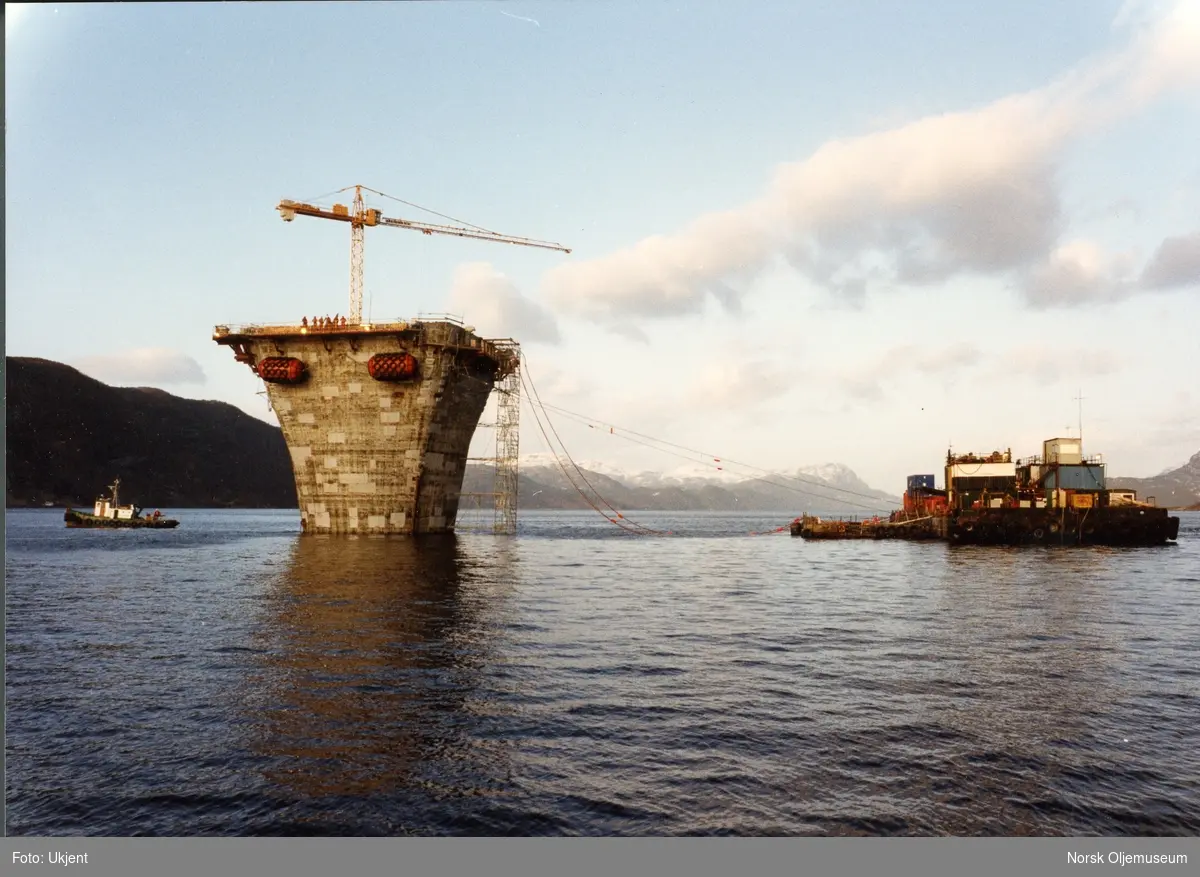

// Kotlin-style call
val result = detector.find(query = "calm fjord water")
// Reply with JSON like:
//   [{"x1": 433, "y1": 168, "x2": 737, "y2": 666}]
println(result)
[{"x1": 6, "y1": 509, "x2": 1200, "y2": 836}]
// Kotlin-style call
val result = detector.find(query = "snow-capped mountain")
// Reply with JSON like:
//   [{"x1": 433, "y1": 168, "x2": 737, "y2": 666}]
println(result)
[
  {"x1": 792, "y1": 463, "x2": 880, "y2": 495},
  {"x1": 465, "y1": 456, "x2": 902, "y2": 513},
  {"x1": 517, "y1": 454, "x2": 745, "y2": 485},
  {"x1": 518, "y1": 456, "x2": 883, "y2": 491},
  {"x1": 484, "y1": 450, "x2": 1200, "y2": 512}
]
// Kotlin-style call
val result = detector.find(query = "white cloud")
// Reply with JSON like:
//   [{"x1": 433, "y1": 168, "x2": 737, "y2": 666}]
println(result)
[
  {"x1": 1113, "y1": 0, "x2": 1180, "y2": 31},
  {"x1": 541, "y1": 205, "x2": 775, "y2": 322},
  {"x1": 540, "y1": 1, "x2": 1200, "y2": 323},
  {"x1": 446, "y1": 262, "x2": 561, "y2": 344},
  {"x1": 73, "y1": 348, "x2": 207, "y2": 386},
  {"x1": 521, "y1": 360, "x2": 593, "y2": 405},
  {"x1": 1140, "y1": 231, "x2": 1200, "y2": 288},
  {"x1": 833, "y1": 342, "x2": 984, "y2": 401},
  {"x1": 832, "y1": 340, "x2": 1129, "y2": 393},
  {"x1": 685, "y1": 360, "x2": 791, "y2": 409},
  {"x1": 1022, "y1": 240, "x2": 1137, "y2": 307},
  {"x1": 1020, "y1": 231, "x2": 1200, "y2": 306},
  {"x1": 841, "y1": 374, "x2": 886, "y2": 403},
  {"x1": 906, "y1": 342, "x2": 983, "y2": 374},
  {"x1": 996, "y1": 344, "x2": 1127, "y2": 383}
]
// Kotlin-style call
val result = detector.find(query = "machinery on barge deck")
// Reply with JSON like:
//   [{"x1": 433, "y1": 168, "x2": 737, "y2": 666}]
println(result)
[{"x1": 794, "y1": 437, "x2": 1180, "y2": 546}]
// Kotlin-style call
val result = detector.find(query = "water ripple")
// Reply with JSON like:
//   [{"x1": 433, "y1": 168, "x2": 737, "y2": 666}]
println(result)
[{"x1": 6, "y1": 509, "x2": 1200, "y2": 835}]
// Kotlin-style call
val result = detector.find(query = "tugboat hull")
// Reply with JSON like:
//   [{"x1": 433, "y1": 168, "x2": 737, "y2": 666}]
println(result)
[{"x1": 64, "y1": 509, "x2": 179, "y2": 529}]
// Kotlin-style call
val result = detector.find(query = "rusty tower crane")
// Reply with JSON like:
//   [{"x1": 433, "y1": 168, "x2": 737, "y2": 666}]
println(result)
[{"x1": 276, "y1": 184, "x2": 571, "y2": 324}]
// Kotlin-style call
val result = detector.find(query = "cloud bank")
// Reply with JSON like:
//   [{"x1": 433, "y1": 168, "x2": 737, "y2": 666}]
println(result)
[
  {"x1": 1140, "y1": 231, "x2": 1200, "y2": 288},
  {"x1": 832, "y1": 340, "x2": 1129, "y2": 401},
  {"x1": 1022, "y1": 229, "x2": 1200, "y2": 307},
  {"x1": 836, "y1": 342, "x2": 984, "y2": 402},
  {"x1": 997, "y1": 345, "x2": 1127, "y2": 383},
  {"x1": 685, "y1": 360, "x2": 792, "y2": 409},
  {"x1": 447, "y1": 262, "x2": 561, "y2": 344},
  {"x1": 73, "y1": 348, "x2": 207, "y2": 386},
  {"x1": 539, "y1": 1, "x2": 1200, "y2": 323},
  {"x1": 1023, "y1": 241, "x2": 1138, "y2": 307}
]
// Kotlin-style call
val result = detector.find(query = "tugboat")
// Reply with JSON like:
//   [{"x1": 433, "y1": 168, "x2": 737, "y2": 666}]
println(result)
[{"x1": 63, "y1": 478, "x2": 179, "y2": 529}]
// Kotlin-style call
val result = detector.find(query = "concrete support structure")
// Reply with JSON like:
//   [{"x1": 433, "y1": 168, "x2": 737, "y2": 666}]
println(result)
[{"x1": 214, "y1": 319, "x2": 511, "y2": 534}]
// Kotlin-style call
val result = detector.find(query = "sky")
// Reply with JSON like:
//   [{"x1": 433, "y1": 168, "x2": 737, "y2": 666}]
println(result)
[{"x1": 6, "y1": 1, "x2": 1200, "y2": 492}]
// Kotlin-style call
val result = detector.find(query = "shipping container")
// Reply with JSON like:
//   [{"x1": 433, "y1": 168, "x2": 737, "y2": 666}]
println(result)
[
  {"x1": 1044, "y1": 464, "x2": 1106, "y2": 490},
  {"x1": 1043, "y1": 437, "x2": 1083, "y2": 464},
  {"x1": 947, "y1": 461, "x2": 1017, "y2": 481}
]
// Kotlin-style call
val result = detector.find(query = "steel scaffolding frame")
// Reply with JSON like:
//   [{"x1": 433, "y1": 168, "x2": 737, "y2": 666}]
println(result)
[
  {"x1": 459, "y1": 341, "x2": 520, "y2": 534},
  {"x1": 491, "y1": 341, "x2": 521, "y2": 535}
]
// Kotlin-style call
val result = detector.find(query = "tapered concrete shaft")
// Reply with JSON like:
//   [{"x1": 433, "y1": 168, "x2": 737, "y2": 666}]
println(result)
[{"x1": 215, "y1": 320, "x2": 506, "y2": 534}]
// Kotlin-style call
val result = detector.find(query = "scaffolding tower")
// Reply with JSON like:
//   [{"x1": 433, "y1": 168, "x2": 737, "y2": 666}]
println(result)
[
  {"x1": 491, "y1": 341, "x2": 521, "y2": 535},
  {"x1": 459, "y1": 341, "x2": 521, "y2": 535}
]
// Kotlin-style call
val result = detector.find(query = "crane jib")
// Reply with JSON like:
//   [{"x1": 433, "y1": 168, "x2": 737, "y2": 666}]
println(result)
[
  {"x1": 276, "y1": 187, "x2": 570, "y2": 324},
  {"x1": 278, "y1": 200, "x2": 568, "y2": 251},
  {"x1": 378, "y1": 218, "x2": 570, "y2": 252}
]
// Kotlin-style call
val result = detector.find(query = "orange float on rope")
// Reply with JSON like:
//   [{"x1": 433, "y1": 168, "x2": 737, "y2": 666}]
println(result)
[
  {"x1": 257, "y1": 356, "x2": 308, "y2": 384},
  {"x1": 367, "y1": 352, "x2": 420, "y2": 382}
]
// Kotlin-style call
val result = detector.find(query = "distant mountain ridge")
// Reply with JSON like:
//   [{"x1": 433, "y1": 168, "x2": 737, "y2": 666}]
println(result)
[
  {"x1": 5, "y1": 358, "x2": 904, "y2": 514},
  {"x1": 1109, "y1": 450, "x2": 1200, "y2": 509},
  {"x1": 461, "y1": 461, "x2": 901, "y2": 514},
  {"x1": 8, "y1": 356, "x2": 1196, "y2": 512}
]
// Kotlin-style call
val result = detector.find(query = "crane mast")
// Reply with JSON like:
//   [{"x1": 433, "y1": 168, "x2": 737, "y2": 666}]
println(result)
[
  {"x1": 277, "y1": 184, "x2": 570, "y2": 324},
  {"x1": 350, "y1": 186, "x2": 366, "y2": 324}
]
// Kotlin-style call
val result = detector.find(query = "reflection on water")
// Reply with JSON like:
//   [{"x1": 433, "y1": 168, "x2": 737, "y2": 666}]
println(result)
[
  {"x1": 5, "y1": 510, "x2": 1198, "y2": 836},
  {"x1": 242, "y1": 536, "x2": 515, "y2": 799}
]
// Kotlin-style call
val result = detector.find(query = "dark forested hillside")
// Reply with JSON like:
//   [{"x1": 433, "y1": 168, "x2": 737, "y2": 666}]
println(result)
[{"x1": 5, "y1": 357, "x2": 297, "y2": 508}]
